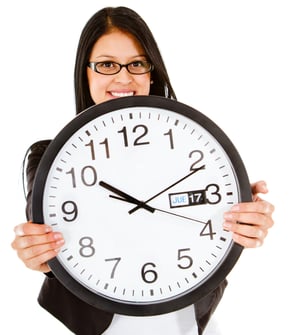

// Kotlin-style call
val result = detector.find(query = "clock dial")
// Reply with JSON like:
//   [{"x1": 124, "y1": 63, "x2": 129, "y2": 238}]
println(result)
[{"x1": 32, "y1": 96, "x2": 251, "y2": 316}]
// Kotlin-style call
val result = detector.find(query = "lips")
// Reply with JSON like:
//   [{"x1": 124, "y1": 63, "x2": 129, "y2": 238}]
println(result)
[{"x1": 110, "y1": 91, "x2": 134, "y2": 98}]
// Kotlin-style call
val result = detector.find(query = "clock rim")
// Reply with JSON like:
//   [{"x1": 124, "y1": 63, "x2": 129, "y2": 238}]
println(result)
[{"x1": 32, "y1": 95, "x2": 251, "y2": 316}]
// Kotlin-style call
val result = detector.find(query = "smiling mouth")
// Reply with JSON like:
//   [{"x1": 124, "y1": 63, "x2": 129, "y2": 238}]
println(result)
[{"x1": 110, "y1": 91, "x2": 135, "y2": 97}]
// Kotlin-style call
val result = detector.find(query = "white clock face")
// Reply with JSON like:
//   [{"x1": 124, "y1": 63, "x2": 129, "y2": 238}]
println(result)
[{"x1": 33, "y1": 97, "x2": 250, "y2": 315}]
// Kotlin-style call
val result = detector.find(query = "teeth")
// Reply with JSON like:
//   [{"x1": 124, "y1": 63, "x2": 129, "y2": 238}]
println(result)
[{"x1": 111, "y1": 91, "x2": 134, "y2": 97}]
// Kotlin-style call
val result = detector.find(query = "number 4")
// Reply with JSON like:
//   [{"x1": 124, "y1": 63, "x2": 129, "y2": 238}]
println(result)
[{"x1": 200, "y1": 220, "x2": 216, "y2": 240}]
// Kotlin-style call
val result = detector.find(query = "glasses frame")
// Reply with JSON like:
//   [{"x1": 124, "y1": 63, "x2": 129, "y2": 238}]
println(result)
[{"x1": 88, "y1": 61, "x2": 154, "y2": 75}]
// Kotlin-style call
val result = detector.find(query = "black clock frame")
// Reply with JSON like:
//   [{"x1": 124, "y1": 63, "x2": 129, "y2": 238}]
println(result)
[{"x1": 32, "y1": 95, "x2": 252, "y2": 316}]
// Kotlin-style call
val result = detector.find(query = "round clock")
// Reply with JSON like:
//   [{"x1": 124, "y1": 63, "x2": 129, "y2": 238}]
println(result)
[{"x1": 32, "y1": 96, "x2": 251, "y2": 316}]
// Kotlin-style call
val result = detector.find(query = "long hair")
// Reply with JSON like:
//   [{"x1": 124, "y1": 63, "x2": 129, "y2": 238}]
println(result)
[{"x1": 74, "y1": 6, "x2": 177, "y2": 114}]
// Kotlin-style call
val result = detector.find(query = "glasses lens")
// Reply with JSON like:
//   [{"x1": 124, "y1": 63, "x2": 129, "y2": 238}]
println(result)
[
  {"x1": 96, "y1": 62, "x2": 120, "y2": 75},
  {"x1": 127, "y1": 61, "x2": 152, "y2": 74}
]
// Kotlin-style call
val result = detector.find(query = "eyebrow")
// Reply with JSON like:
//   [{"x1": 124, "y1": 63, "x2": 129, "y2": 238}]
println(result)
[{"x1": 95, "y1": 54, "x2": 147, "y2": 59}]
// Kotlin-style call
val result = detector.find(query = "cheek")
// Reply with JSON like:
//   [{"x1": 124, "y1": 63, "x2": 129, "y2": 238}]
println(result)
[
  {"x1": 89, "y1": 81, "x2": 105, "y2": 104},
  {"x1": 87, "y1": 71, "x2": 108, "y2": 104},
  {"x1": 137, "y1": 76, "x2": 151, "y2": 95}
]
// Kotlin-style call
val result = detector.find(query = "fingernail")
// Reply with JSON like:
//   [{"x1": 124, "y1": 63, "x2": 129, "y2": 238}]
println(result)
[
  {"x1": 223, "y1": 212, "x2": 233, "y2": 220},
  {"x1": 230, "y1": 204, "x2": 239, "y2": 211},
  {"x1": 255, "y1": 240, "x2": 262, "y2": 248},
  {"x1": 45, "y1": 225, "x2": 52, "y2": 233},
  {"x1": 53, "y1": 233, "x2": 63, "y2": 240},
  {"x1": 223, "y1": 222, "x2": 231, "y2": 230},
  {"x1": 55, "y1": 239, "x2": 65, "y2": 246},
  {"x1": 14, "y1": 225, "x2": 24, "y2": 237}
]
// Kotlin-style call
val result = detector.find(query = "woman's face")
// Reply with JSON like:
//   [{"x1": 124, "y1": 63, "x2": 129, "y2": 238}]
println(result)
[{"x1": 87, "y1": 29, "x2": 152, "y2": 105}]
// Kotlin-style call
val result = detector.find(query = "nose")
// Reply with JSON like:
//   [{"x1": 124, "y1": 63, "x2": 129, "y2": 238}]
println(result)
[{"x1": 114, "y1": 67, "x2": 133, "y2": 84}]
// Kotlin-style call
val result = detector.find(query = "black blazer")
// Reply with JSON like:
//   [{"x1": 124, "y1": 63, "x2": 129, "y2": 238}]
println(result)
[{"x1": 25, "y1": 140, "x2": 227, "y2": 335}]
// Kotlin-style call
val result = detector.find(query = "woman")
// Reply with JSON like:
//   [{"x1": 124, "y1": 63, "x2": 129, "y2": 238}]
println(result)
[{"x1": 11, "y1": 6, "x2": 274, "y2": 335}]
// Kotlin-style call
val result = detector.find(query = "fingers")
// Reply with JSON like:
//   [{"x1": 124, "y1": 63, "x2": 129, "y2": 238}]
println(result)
[
  {"x1": 13, "y1": 221, "x2": 52, "y2": 237},
  {"x1": 223, "y1": 200, "x2": 275, "y2": 248},
  {"x1": 251, "y1": 180, "x2": 273, "y2": 203},
  {"x1": 13, "y1": 231, "x2": 64, "y2": 254},
  {"x1": 223, "y1": 220, "x2": 267, "y2": 248},
  {"x1": 14, "y1": 224, "x2": 25, "y2": 237},
  {"x1": 11, "y1": 222, "x2": 65, "y2": 272},
  {"x1": 230, "y1": 201, "x2": 275, "y2": 221},
  {"x1": 19, "y1": 241, "x2": 63, "y2": 273}
]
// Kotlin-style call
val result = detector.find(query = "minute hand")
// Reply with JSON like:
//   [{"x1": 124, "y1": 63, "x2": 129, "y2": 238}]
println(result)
[{"x1": 128, "y1": 165, "x2": 205, "y2": 214}]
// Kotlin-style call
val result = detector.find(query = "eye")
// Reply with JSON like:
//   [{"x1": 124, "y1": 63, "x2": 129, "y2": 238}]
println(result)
[
  {"x1": 98, "y1": 62, "x2": 118, "y2": 69},
  {"x1": 130, "y1": 61, "x2": 146, "y2": 68},
  {"x1": 127, "y1": 61, "x2": 152, "y2": 74}
]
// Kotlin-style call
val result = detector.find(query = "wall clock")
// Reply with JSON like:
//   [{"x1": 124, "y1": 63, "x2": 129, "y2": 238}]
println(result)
[{"x1": 32, "y1": 96, "x2": 252, "y2": 316}]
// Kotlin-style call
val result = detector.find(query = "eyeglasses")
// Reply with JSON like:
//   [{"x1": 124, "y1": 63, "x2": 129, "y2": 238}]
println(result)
[{"x1": 88, "y1": 61, "x2": 154, "y2": 75}]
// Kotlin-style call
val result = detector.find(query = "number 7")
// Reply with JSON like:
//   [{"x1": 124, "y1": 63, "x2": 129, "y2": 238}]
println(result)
[{"x1": 105, "y1": 257, "x2": 121, "y2": 279}]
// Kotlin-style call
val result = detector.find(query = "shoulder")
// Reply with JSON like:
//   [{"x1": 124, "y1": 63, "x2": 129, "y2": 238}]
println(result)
[
  {"x1": 24, "y1": 139, "x2": 52, "y2": 184},
  {"x1": 27, "y1": 139, "x2": 52, "y2": 155},
  {"x1": 24, "y1": 139, "x2": 52, "y2": 171},
  {"x1": 24, "y1": 139, "x2": 52, "y2": 218}
]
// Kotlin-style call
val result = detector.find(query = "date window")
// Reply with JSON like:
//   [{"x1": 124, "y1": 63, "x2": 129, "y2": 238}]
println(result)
[
  {"x1": 169, "y1": 193, "x2": 189, "y2": 208},
  {"x1": 169, "y1": 190, "x2": 207, "y2": 208}
]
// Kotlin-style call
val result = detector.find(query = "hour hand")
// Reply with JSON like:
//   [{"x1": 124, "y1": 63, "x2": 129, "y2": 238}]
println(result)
[
  {"x1": 99, "y1": 181, "x2": 155, "y2": 213},
  {"x1": 129, "y1": 165, "x2": 205, "y2": 214}
]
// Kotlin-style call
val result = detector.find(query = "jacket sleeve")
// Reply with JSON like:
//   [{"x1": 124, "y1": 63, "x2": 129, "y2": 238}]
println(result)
[
  {"x1": 25, "y1": 140, "x2": 113, "y2": 335},
  {"x1": 25, "y1": 140, "x2": 52, "y2": 221},
  {"x1": 194, "y1": 279, "x2": 228, "y2": 334}
]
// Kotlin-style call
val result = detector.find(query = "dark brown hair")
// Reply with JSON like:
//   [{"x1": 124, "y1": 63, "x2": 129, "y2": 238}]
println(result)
[{"x1": 74, "y1": 6, "x2": 176, "y2": 114}]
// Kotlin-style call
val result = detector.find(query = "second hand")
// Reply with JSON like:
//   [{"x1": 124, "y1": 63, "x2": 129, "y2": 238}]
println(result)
[{"x1": 110, "y1": 194, "x2": 208, "y2": 225}]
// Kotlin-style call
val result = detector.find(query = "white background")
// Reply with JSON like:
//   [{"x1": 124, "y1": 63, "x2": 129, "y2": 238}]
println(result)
[{"x1": 0, "y1": 1, "x2": 299, "y2": 334}]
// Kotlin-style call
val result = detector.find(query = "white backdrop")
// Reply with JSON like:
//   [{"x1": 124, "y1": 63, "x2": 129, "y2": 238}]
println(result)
[{"x1": 0, "y1": 1, "x2": 299, "y2": 334}]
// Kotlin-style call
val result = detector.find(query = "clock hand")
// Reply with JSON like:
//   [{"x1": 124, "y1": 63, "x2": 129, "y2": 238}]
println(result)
[
  {"x1": 99, "y1": 181, "x2": 155, "y2": 213},
  {"x1": 128, "y1": 165, "x2": 205, "y2": 214},
  {"x1": 110, "y1": 194, "x2": 207, "y2": 225},
  {"x1": 152, "y1": 208, "x2": 208, "y2": 225}
]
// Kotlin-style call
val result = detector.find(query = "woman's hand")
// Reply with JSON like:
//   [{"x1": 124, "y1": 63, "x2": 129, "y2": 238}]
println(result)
[
  {"x1": 223, "y1": 180, "x2": 274, "y2": 248},
  {"x1": 11, "y1": 222, "x2": 65, "y2": 273}
]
